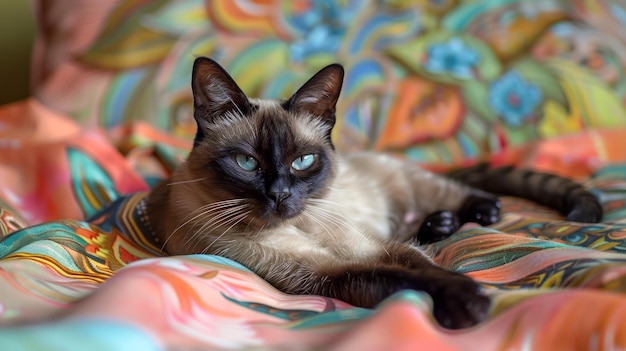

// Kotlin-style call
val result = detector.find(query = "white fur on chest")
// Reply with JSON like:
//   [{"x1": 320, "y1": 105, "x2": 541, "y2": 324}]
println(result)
[
  {"x1": 257, "y1": 163, "x2": 394, "y2": 262},
  {"x1": 258, "y1": 222, "x2": 384, "y2": 263},
  {"x1": 327, "y1": 160, "x2": 394, "y2": 240}
]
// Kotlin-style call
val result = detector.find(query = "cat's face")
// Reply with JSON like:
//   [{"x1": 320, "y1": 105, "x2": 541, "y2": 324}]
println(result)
[{"x1": 183, "y1": 58, "x2": 344, "y2": 229}]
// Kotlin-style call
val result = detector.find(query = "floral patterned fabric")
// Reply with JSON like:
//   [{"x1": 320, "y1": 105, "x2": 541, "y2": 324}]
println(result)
[
  {"x1": 3, "y1": 0, "x2": 626, "y2": 350},
  {"x1": 32, "y1": 0, "x2": 626, "y2": 162}
]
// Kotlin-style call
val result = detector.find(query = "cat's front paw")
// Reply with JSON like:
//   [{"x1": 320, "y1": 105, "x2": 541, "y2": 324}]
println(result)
[
  {"x1": 416, "y1": 210, "x2": 460, "y2": 244},
  {"x1": 458, "y1": 194, "x2": 501, "y2": 226},
  {"x1": 427, "y1": 271, "x2": 491, "y2": 329}
]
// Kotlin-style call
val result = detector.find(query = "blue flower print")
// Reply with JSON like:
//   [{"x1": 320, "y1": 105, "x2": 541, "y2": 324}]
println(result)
[
  {"x1": 289, "y1": 0, "x2": 357, "y2": 62},
  {"x1": 424, "y1": 37, "x2": 480, "y2": 79},
  {"x1": 488, "y1": 71, "x2": 543, "y2": 127}
]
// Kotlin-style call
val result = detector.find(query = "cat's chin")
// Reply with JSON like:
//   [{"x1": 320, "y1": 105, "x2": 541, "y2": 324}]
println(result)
[{"x1": 250, "y1": 208, "x2": 303, "y2": 229}]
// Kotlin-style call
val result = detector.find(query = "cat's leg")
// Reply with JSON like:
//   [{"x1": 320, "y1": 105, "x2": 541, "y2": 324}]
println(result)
[
  {"x1": 346, "y1": 154, "x2": 501, "y2": 243},
  {"x1": 397, "y1": 166, "x2": 501, "y2": 243},
  {"x1": 316, "y1": 265, "x2": 489, "y2": 329},
  {"x1": 417, "y1": 210, "x2": 459, "y2": 243},
  {"x1": 457, "y1": 193, "x2": 501, "y2": 226},
  {"x1": 310, "y1": 249, "x2": 491, "y2": 329},
  {"x1": 256, "y1": 248, "x2": 490, "y2": 329},
  {"x1": 243, "y1": 242, "x2": 490, "y2": 328},
  {"x1": 416, "y1": 193, "x2": 501, "y2": 244}
]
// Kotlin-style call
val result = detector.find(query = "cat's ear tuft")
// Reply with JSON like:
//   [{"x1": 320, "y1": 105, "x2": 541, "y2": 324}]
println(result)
[
  {"x1": 191, "y1": 57, "x2": 251, "y2": 124},
  {"x1": 286, "y1": 64, "x2": 344, "y2": 127}
]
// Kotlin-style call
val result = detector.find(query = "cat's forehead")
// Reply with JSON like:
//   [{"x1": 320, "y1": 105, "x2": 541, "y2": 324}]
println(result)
[
  {"x1": 205, "y1": 98, "x2": 331, "y2": 150},
  {"x1": 248, "y1": 98, "x2": 281, "y2": 111}
]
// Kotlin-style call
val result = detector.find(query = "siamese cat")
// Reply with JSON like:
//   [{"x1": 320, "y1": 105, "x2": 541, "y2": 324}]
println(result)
[{"x1": 146, "y1": 57, "x2": 602, "y2": 329}]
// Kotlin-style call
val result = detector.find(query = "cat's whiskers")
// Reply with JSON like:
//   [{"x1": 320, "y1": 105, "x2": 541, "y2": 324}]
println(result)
[
  {"x1": 250, "y1": 226, "x2": 263, "y2": 239},
  {"x1": 310, "y1": 202, "x2": 392, "y2": 257},
  {"x1": 199, "y1": 210, "x2": 251, "y2": 254},
  {"x1": 249, "y1": 221, "x2": 267, "y2": 240},
  {"x1": 182, "y1": 204, "x2": 250, "y2": 250},
  {"x1": 188, "y1": 203, "x2": 248, "y2": 233},
  {"x1": 307, "y1": 197, "x2": 380, "y2": 216},
  {"x1": 303, "y1": 201, "x2": 358, "y2": 235},
  {"x1": 300, "y1": 210, "x2": 342, "y2": 248},
  {"x1": 307, "y1": 199, "x2": 393, "y2": 256},
  {"x1": 306, "y1": 206, "x2": 361, "y2": 239},
  {"x1": 167, "y1": 177, "x2": 206, "y2": 186},
  {"x1": 306, "y1": 200, "x2": 381, "y2": 251},
  {"x1": 310, "y1": 197, "x2": 383, "y2": 220},
  {"x1": 309, "y1": 205, "x2": 372, "y2": 247},
  {"x1": 161, "y1": 199, "x2": 246, "y2": 251},
  {"x1": 172, "y1": 199, "x2": 245, "y2": 232}
]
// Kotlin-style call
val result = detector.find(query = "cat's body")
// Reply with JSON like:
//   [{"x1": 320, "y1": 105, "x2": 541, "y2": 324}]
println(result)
[
  {"x1": 146, "y1": 58, "x2": 603, "y2": 329},
  {"x1": 151, "y1": 150, "x2": 470, "y2": 255}
]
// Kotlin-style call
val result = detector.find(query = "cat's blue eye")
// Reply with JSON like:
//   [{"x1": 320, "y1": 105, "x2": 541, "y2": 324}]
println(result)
[
  {"x1": 235, "y1": 154, "x2": 258, "y2": 171},
  {"x1": 292, "y1": 154, "x2": 315, "y2": 171}
]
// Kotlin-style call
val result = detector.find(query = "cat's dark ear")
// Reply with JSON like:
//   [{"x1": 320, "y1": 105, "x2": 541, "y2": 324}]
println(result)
[
  {"x1": 285, "y1": 64, "x2": 344, "y2": 127},
  {"x1": 191, "y1": 57, "x2": 251, "y2": 130}
]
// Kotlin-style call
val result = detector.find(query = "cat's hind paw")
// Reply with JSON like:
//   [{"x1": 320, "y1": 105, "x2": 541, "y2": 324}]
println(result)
[
  {"x1": 458, "y1": 194, "x2": 501, "y2": 226},
  {"x1": 415, "y1": 210, "x2": 460, "y2": 244}
]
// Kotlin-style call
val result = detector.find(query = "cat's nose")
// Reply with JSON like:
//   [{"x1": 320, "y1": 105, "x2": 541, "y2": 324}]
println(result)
[{"x1": 268, "y1": 190, "x2": 290, "y2": 204}]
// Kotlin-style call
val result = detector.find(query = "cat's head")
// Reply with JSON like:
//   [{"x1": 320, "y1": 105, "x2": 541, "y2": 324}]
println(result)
[{"x1": 182, "y1": 57, "x2": 344, "y2": 228}]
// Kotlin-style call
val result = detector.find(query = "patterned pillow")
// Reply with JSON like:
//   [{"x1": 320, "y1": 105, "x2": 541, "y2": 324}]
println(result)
[{"x1": 31, "y1": 0, "x2": 626, "y2": 164}]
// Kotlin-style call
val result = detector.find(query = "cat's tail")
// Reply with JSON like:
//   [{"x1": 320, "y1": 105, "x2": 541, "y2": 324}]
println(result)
[{"x1": 446, "y1": 163, "x2": 603, "y2": 223}]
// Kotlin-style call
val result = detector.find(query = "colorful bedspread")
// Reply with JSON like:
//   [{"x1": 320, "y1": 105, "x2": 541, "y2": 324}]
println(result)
[
  {"x1": 4, "y1": 0, "x2": 626, "y2": 350},
  {"x1": 2, "y1": 100, "x2": 626, "y2": 350}
]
